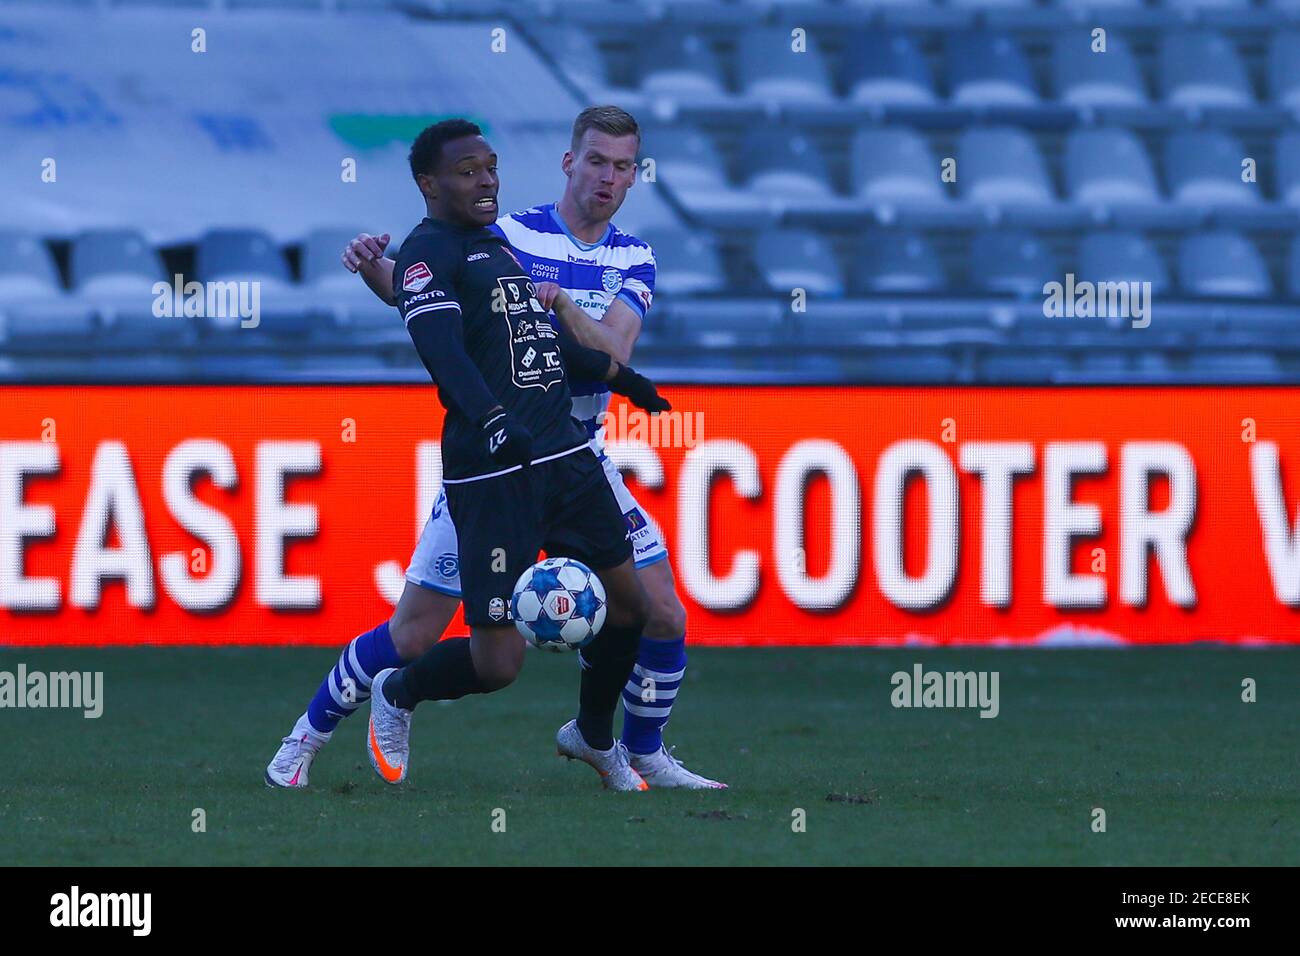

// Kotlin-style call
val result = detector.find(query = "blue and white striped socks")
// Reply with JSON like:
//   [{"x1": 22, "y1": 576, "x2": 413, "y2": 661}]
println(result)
[
  {"x1": 304, "y1": 621, "x2": 405, "y2": 738},
  {"x1": 621, "y1": 634, "x2": 687, "y2": 756}
]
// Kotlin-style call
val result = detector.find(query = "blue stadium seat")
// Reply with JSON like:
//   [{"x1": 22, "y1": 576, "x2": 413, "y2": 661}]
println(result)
[
  {"x1": 196, "y1": 229, "x2": 292, "y2": 285},
  {"x1": 736, "y1": 27, "x2": 835, "y2": 106},
  {"x1": 1289, "y1": 237, "x2": 1300, "y2": 299},
  {"x1": 1185, "y1": 352, "x2": 1282, "y2": 384},
  {"x1": 1051, "y1": 31, "x2": 1147, "y2": 108},
  {"x1": 0, "y1": 232, "x2": 63, "y2": 302},
  {"x1": 946, "y1": 33, "x2": 1038, "y2": 108},
  {"x1": 753, "y1": 229, "x2": 845, "y2": 298},
  {"x1": 1164, "y1": 0, "x2": 1252, "y2": 10},
  {"x1": 851, "y1": 128, "x2": 944, "y2": 206},
  {"x1": 853, "y1": 232, "x2": 946, "y2": 295},
  {"x1": 639, "y1": 31, "x2": 727, "y2": 99},
  {"x1": 740, "y1": 128, "x2": 835, "y2": 200},
  {"x1": 651, "y1": 127, "x2": 770, "y2": 226},
  {"x1": 958, "y1": 127, "x2": 1053, "y2": 205},
  {"x1": 845, "y1": 31, "x2": 937, "y2": 109},
  {"x1": 1269, "y1": 32, "x2": 1300, "y2": 112},
  {"x1": 525, "y1": 24, "x2": 618, "y2": 99},
  {"x1": 69, "y1": 229, "x2": 187, "y2": 345},
  {"x1": 1160, "y1": 32, "x2": 1253, "y2": 109},
  {"x1": 300, "y1": 227, "x2": 396, "y2": 336},
  {"x1": 638, "y1": 227, "x2": 727, "y2": 298},
  {"x1": 675, "y1": 300, "x2": 788, "y2": 350},
  {"x1": 0, "y1": 232, "x2": 97, "y2": 347},
  {"x1": 1178, "y1": 232, "x2": 1272, "y2": 299},
  {"x1": 969, "y1": 232, "x2": 1058, "y2": 298},
  {"x1": 1076, "y1": 233, "x2": 1172, "y2": 298},
  {"x1": 1275, "y1": 132, "x2": 1300, "y2": 209},
  {"x1": 194, "y1": 228, "x2": 308, "y2": 335},
  {"x1": 1065, "y1": 128, "x2": 1160, "y2": 207},
  {"x1": 1163, "y1": 130, "x2": 1255, "y2": 207}
]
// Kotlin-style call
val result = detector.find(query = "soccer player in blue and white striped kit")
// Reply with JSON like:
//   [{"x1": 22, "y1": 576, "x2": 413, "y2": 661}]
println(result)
[{"x1": 266, "y1": 107, "x2": 725, "y2": 790}]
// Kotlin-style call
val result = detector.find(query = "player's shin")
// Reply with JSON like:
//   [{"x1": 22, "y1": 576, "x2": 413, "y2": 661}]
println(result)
[
  {"x1": 621, "y1": 633, "x2": 686, "y2": 756},
  {"x1": 576, "y1": 621, "x2": 642, "y2": 751},
  {"x1": 304, "y1": 620, "x2": 406, "y2": 737},
  {"x1": 383, "y1": 637, "x2": 488, "y2": 710}
]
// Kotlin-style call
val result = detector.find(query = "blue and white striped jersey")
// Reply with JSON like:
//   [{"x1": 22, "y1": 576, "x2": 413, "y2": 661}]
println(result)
[{"x1": 489, "y1": 202, "x2": 655, "y2": 454}]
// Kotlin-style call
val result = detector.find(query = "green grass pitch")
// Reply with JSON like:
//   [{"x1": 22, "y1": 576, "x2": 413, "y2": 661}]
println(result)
[{"x1": 1, "y1": 646, "x2": 1296, "y2": 865}]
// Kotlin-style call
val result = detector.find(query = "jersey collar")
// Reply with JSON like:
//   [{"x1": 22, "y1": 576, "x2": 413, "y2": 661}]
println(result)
[{"x1": 548, "y1": 202, "x2": 611, "y2": 252}]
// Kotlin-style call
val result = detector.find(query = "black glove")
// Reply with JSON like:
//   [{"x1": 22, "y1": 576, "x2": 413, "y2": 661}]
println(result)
[
  {"x1": 608, "y1": 363, "x2": 671, "y2": 414},
  {"x1": 480, "y1": 407, "x2": 534, "y2": 468}
]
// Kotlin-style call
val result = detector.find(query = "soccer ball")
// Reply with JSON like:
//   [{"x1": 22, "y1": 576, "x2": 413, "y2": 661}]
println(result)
[{"x1": 511, "y1": 557, "x2": 607, "y2": 651}]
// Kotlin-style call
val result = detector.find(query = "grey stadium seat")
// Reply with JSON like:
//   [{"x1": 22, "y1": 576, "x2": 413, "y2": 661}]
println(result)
[
  {"x1": 946, "y1": 33, "x2": 1039, "y2": 108},
  {"x1": 1052, "y1": 32, "x2": 1147, "y2": 109},
  {"x1": 845, "y1": 31, "x2": 936, "y2": 109},
  {"x1": 753, "y1": 229, "x2": 845, "y2": 298},
  {"x1": 737, "y1": 27, "x2": 835, "y2": 106},
  {"x1": 637, "y1": 227, "x2": 727, "y2": 298},
  {"x1": 1178, "y1": 232, "x2": 1272, "y2": 299},
  {"x1": 969, "y1": 232, "x2": 1059, "y2": 298},
  {"x1": 1160, "y1": 32, "x2": 1253, "y2": 110}
]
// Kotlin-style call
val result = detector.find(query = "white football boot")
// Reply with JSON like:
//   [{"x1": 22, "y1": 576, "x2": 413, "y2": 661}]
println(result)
[
  {"x1": 629, "y1": 745, "x2": 728, "y2": 790},
  {"x1": 556, "y1": 719, "x2": 648, "y2": 791},
  {"x1": 366, "y1": 668, "x2": 412, "y2": 785},
  {"x1": 265, "y1": 717, "x2": 328, "y2": 788}
]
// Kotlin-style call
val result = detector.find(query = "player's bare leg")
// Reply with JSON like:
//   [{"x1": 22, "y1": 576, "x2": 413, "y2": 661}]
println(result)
[
  {"x1": 266, "y1": 582, "x2": 459, "y2": 788},
  {"x1": 557, "y1": 556, "x2": 653, "y2": 791},
  {"x1": 623, "y1": 559, "x2": 727, "y2": 789}
]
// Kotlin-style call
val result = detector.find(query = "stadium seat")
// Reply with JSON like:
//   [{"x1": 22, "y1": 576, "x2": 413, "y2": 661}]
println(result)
[
  {"x1": 753, "y1": 229, "x2": 845, "y2": 298},
  {"x1": 0, "y1": 232, "x2": 98, "y2": 347},
  {"x1": 70, "y1": 229, "x2": 166, "y2": 294},
  {"x1": 844, "y1": 31, "x2": 937, "y2": 109},
  {"x1": 958, "y1": 127, "x2": 1053, "y2": 205},
  {"x1": 1065, "y1": 128, "x2": 1160, "y2": 207},
  {"x1": 1275, "y1": 132, "x2": 1300, "y2": 209},
  {"x1": 851, "y1": 128, "x2": 944, "y2": 207},
  {"x1": 740, "y1": 128, "x2": 835, "y2": 200},
  {"x1": 853, "y1": 232, "x2": 947, "y2": 295},
  {"x1": 637, "y1": 227, "x2": 727, "y2": 298},
  {"x1": 1051, "y1": 31, "x2": 1147, "y2": 109},
  {"x1": 299, "y1": 227, "x2": 397, "y2": 336},
  {"x1": 1289, "y1": 237, "x2": 1300, "y2": 299},
  {"x1": 1178, "y1": 232, "x2": 1272, "y2": 299},
  {"x1": 639, "y1": 31, "x2": 727, "y2": 99},
  {"x1": 1269, "y1": 32, "x2": 1300, "y2": 112},
  {"x1": 1076, "y1": 233, "x2": 1172, "y2": 298},
  {"x1": 1062, "y1": 128, "x2": 1196, "y2": 228},
  {"x1": 1160, "y1": 32, "x2": 1253, "y2": 110},
  {"x1": 69, "y1": 229, "x2": 189, "y2": 345},
  {"x1": 524, "y1": 24, "x2": 619, "y2": 100},
  {"x1": 736, "y1": 27, "x2": 835, "y2": 106},
  {"x1": 969, "y1": 232, "x2": 1058, "y2": 298},
  {"x1": 1163, "y1": 130, "x2": 1256, "y2": 207},
  {"x1": 650, "y1": 127, "x2": 770, "y2": 226},
  {"x1": 194, "y1": 228, "x2": 308, "y2": 335},
  {"x1": 0, "y1": 232, "x2": 63, "y2": 303},
  {"x1": 945, "y1": 33, "x2": 1039, "y2": 108}
]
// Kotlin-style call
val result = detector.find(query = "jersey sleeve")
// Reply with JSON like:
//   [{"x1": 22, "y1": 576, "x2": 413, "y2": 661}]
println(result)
[
  {"x1": 395, "y1": 232, "x2": 500, "y2": 426},
  {"x1": 617, "y1": 244, "x2": 656, "y2": 321},
  {"x1": 393, "y1": 232, "x2": 463, "y2": 328}
]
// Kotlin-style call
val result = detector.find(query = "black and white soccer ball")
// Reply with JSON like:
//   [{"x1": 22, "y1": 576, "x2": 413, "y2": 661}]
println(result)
[{"x1": 511, "y1": 557, "x2": 607, "y2": 651}]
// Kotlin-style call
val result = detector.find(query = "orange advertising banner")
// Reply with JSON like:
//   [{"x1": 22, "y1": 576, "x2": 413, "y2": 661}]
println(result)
[{"x1": 3, "y1": 385, "x2": 1300, "y2": 646}]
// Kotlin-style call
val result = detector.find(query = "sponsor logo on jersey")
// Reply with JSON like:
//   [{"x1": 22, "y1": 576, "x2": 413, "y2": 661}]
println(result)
[
  {"x1": 521, "y1": 346, "x2": 537, "y2": 368},
  {"x1": 466, "y1": 252, "x2": 490, "y2": 262},
  {"x1": 488, "y1": 597, "x2": 506, "y2": 621},
  {"x1": 602, "y1": 268, "x2": 623, "y2": 295},
  {"x1": 435, "y1": 552, "x2": 459, "y2": 580},
  {"x1": 623, "y1": 508, "x2": 647, "y2": 533},
  {"x1": 403, "y1": 262, "x2": 432, "y2": 293}
]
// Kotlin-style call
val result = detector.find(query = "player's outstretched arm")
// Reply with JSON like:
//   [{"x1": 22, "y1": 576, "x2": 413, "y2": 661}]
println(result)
[
  {"x1": 341, "y1": 232, "x2": 398, "y2": 306},
  {"x1": 535, "y1": 283, "x2": 640, "y2": 365},
  {"x1": 552, "y1": 322, "x2": 669, "y2": 414}
]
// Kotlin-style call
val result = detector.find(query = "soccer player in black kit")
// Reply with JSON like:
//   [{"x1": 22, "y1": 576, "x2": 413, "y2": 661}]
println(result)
[{"x1": 366, "y1": 119, "x2": 659, "y2": 790}]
